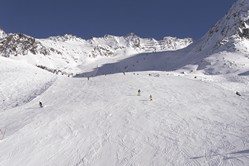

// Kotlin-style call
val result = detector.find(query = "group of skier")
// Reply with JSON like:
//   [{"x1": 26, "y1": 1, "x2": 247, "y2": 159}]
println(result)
[{"x1": 138, "y1": 89, "x2": 153, "y2": 101}]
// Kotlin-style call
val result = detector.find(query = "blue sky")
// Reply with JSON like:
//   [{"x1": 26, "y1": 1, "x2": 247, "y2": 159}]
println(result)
[{"x1": 0, "y1": 0, "x2": 236, "y2": 40}]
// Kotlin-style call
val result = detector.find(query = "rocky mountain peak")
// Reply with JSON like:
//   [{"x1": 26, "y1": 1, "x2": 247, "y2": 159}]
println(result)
[
  {"x1": 49, "y1": 34, "x2": 84, "y2": 42},
  {"x1": 195, "y1": 0, "x2": 249, "y2": 54},
  {"x1": 0, "y1": 33, "x2": 61, "y2": 57}
]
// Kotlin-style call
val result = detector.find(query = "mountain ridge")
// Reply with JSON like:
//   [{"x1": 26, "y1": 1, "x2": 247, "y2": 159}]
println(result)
[
  {"x1": 1, "y1": 0, "x2": 249, "y2": 76},
  {"x1": 193, "y1": 0, "x2": 249, "y2": 54},
  {"x1": 0, "y1": 29, "x2": 193, "y2": 75}
]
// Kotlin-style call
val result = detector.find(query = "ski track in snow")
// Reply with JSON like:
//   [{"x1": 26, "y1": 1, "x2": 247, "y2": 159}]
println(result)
[{"x1": 0, "y1": 72, "x2": 249, "y2": 166}]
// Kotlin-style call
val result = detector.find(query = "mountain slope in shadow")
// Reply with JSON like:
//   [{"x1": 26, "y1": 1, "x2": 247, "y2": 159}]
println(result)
[{"x1": 76, "y1": 44, "x2": 206, "y2": 77}]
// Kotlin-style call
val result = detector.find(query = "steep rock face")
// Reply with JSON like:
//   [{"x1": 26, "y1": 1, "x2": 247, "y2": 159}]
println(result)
[
  {"x1": 161, "y1": 37, "x2": 193, "y2": 50},
  {"x1": 195, "y1": 0, "x2": 249, "y2": 54},
  {"x1": 89, "y1": 46, "x2": 114, "y2": 58},
  {"x1": 0, "y1": 33, "x2": 61, "y2": 57},
  {"x1": 183, "y1": 0, "x2": 249, "y2": 75}
]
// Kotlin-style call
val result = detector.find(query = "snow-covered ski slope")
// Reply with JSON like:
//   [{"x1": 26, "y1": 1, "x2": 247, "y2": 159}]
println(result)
[
  {"x1": 1, "y1": 0, "x2": 249, "y2": 165},
  {"x1": 0, "y1": 57, "x2": 56, "y2": 111},
  {"x1": 1, "y1": 56, "x2": 249, "y2": 165}
]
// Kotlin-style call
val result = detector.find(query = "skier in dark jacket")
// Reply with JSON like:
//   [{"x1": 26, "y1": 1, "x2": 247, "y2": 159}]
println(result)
[
  {"x1": 39, "y1": 101, "x2": 43, "y2": 108},
  {"x1": 236, "y1": 91, "x2": 241, "y2": 96},
  {"x1": 138, "y1": 89, "x2": 141, "y2": 96}
]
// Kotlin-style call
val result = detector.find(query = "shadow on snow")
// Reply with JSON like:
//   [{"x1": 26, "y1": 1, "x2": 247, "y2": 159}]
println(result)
[
  {"x1": 190, "y1": 149, "x2": 249, "y2": 161},
  {"x1": 74, "y1": 44, "x2": 209, "y2": 77}
]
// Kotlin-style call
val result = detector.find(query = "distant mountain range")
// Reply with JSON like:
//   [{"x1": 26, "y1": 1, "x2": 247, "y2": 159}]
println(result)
[
  {"x1": 0, "y1": 29, "x2": 192, "y2": 75},
  {"x1": 1, "y1": 0, "x2": 249, "y2": 76}
]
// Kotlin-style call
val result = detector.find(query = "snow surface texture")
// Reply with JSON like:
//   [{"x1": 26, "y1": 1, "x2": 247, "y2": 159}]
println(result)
[
  {"x1": 1, "y1": 69, "x2": 249, "y2": 165},
  {"x1": 0, "y1": 57, "x2": 56, "y2": 111},
  {"x1": 1, "y1": 0, "x2": 249, "y2": 165}
]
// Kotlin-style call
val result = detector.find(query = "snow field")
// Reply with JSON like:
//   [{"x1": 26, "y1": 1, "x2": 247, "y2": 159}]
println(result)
[
  {"x1": 0, "y1": 57, "x2": 56, "y2": 111},
  {"x1": 0, "y1": 71, "x2": 249, "y2": 166}
]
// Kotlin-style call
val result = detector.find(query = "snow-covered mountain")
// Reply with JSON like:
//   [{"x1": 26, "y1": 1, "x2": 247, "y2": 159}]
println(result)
[
  {"x1": 1, "y1": 0, "x2": 249, "y2": 77},
  {"x1": 0, "y1": 30, "x2": 192, "y2": 75},
  {"x1": 0, "y1": 33, "x2": 61, "y2": 57},
  {"x1": 84, "y1": 0, "x2": 249, "y2": 76},
  {"x1": 46, "y1": 33, "x2": 192, "y2": 55},
  {"x1": 185, "y1": 0, "x2": 249, "y2": 75},
  {"x1": 193, "y1": 0, "x2": 249, "y2": 54}
]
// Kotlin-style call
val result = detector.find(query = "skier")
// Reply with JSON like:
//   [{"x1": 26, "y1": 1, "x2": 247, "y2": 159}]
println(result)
[
  {"x1": 236, "y1": 91, "x2": 241, "y2": 96},
  {"x1": 149, "y1": 95, "x2": 152, "y2": 101},
  {"x1": 138, "y1": 89, "x2": 141, "y2": 96},
  {"x1": 39, "y1": 101, "x2": 43, "y2": 108}
]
